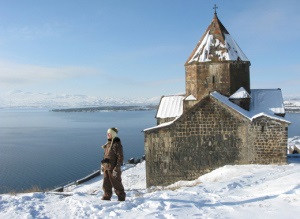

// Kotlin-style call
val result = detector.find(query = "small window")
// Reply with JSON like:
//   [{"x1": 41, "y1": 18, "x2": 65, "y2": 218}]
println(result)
[
  {"x1": 204, "y1": 50, "x2": 208, "y2": 60},
  {"x1": 261, "y1": 126, "x2": 265, "y2": 132},
  {"x1": 212, "y1": 76, "x2": 215, "y2": 84}
]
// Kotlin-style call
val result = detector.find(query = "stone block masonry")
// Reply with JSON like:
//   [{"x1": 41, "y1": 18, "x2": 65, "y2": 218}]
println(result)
[
  {"x1": 185, "y1": 62, "x2": 250, "y2": 101},
  {"x1": 145, "y1": 96, "x2": 288, "y2": 187},
  {"x1": 250, "y1": 117, "x2": 288, "y2": 164}
]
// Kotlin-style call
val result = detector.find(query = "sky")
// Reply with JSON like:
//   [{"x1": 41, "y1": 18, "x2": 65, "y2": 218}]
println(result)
[{"x1": 0, "y1": 0, "x2": 299, "y2": 99}]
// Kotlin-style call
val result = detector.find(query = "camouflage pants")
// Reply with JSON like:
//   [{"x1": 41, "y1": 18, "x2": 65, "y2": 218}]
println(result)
[{"x1": 102, "y1": 169, "x2": 126, "y2": 201}]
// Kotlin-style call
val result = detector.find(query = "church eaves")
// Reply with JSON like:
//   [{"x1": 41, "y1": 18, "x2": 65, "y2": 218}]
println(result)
[{"x1": 186, "y1": 12, "x2": 249, "y2": 64}]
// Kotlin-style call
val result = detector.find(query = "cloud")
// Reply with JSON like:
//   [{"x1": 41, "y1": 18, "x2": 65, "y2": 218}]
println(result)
[
  {"x1": 0, "y1": 60, "x2": 100, "y2": 87},
  {"x1": 6, "y1": 22, "x2": 69, "y2": 41}
]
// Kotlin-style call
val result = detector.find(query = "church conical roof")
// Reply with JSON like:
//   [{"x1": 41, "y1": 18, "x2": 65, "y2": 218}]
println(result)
[{"x1": 186, "y1": 12, "x2": 249, "y2": 64}]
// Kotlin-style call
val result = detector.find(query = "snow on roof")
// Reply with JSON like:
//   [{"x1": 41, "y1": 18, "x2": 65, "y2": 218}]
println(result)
[
  {"x1": 211, "y1": 91, "x2": 252, "y2": 119},
  {"x1": 188, "y1": 33, "x2": 249, "y2": 63},
  {"x1": 224, "y1": 34, "x2": 249, "y2": 61},
  {"x1": 250, "y1": 89, "x2": 285, "y2": 115},
  {"x1": 185, "y1": 95, "x2": 197, "y2": 101},
  {"x1": 211, "y1": 91, "x2": 290, "y2": 123},
  {"x1": 156, "y1": 95, "x2": 185, "y2": 119},
  {"x1": 143, "y1": 117, "x2": 180, "y2": 132},
  {"x1": 145, "y1": 90, "x2": 289, "y2": 132},
  {"x1": 187, "y1": 14, "x2": 249, "y2": 63},
  {"x1": 229, "y1": 87, "x2": 251, "y2": 99}
]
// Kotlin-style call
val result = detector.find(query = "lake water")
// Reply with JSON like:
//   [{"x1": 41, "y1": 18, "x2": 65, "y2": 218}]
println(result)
[
  {"x1": 0, "y1": 110, "x2": 299, "y2": 194},
  {"x1": 0, "y1": 109, "x2": 156, "y2": 194}
]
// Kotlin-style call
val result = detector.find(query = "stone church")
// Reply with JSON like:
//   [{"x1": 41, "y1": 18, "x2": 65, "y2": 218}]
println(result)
[{"x1": 144, "y1": 11, "x2": 290, "y2": 187}]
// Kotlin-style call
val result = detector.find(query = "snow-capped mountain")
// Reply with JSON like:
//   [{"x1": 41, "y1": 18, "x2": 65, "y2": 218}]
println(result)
[
  {"x1": 0, "y1": 90, "x2": 161, "y2": 109},
  {"x1": 284, "y1": 96, "x2": 300, "y2": 113},
  {"x1": 1, "y1": 90, "x2": 300, "y2": 111}
]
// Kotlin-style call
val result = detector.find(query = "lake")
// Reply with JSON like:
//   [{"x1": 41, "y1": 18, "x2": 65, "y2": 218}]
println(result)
[
  {"x1": 0, "y1": 109, "x2": 156, "y2": 194},
  {"x1": 0, "y1": 110, "x2": 299, "y2": 194}
]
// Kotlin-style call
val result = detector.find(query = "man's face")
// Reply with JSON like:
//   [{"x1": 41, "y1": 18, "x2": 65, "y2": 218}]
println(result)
[{"x1": 107, "y1": 133, "x2": 112, "y2": 139}]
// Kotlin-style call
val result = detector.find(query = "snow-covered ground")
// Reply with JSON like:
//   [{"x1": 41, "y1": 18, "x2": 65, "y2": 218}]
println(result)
[{"x1": 1, "y1": 158, "x2": 300, "y2": 219}]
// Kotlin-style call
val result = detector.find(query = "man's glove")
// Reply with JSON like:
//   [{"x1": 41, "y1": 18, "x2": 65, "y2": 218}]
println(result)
[
  {"x1": 101, "y1": 158, "x2": 109, "y2": 164},
  {"x1": 112, "y1": 169, "x2": 118, "y2": 178}
]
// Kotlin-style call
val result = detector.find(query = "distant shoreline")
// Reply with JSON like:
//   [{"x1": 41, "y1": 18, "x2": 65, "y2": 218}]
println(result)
[
  {"x1": 51, "y1": 105, "x2": 158, "y2": 112},
  {"x1": 1, "y1": 103, "x2": 299, "y2": 113},
  {"x1": 285, "y1": 109, "x2": 300, "y2": 113}
]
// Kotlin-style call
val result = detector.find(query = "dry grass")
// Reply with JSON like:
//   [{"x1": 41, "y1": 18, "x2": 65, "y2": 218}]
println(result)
[
  {"x1": 146, "y1": 180, "x2": 203, "y2": 193},
  {"x1": 22, "y1": 185, "x2": 46, "y2": 193},
  {"x1": 8, "y1": 185, "x2": 49, "y2": 195},
  {"x1": 167, "y1": 181, "x2": 202, "y2": 191}
]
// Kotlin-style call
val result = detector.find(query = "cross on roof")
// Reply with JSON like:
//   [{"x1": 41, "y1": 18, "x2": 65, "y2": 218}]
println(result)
[{"x1": 213, "y1": 4, "x2": 218, "y2": 14}]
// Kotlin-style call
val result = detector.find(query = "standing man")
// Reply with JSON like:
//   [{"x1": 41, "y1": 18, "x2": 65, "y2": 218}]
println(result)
[{"x1": 101, "y1": 127, "x2": 126, "y2": 201}]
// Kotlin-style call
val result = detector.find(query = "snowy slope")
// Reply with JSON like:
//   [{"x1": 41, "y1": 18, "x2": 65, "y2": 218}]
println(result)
[{"x1": 0, "y1": 160, "x2": 300, "y2": 219}]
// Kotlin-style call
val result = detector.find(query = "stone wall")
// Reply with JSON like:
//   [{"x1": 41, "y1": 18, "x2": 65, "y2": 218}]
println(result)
[
  {"x1": 229, "y1": 62, "x2": 251, "y2": 95},
  {"x1": 145, "y1": 96, "x2": 288, "y2": 187},
  {"x1": 145, "y1": 96, "x2": 249, "y2": 187},
  {"x1": 185, "y1": 61, "x2": 250, "y2": 101},
  {"x1": 249, "y1": 116, "x2": 288, "y2": 164},
  {"x1": 156, "y1": 117, "x2": 175, "y2": 125}
]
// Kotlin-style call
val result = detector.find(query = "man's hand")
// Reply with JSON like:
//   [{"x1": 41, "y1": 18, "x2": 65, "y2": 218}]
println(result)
[{"x1": 112, "y1": 169, "x2": 118, "y2": 178}]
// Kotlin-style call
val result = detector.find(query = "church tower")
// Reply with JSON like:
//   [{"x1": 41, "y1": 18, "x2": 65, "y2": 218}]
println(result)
[{"x1": 184, "y1": 8, "x2": 251, "y2": 103}]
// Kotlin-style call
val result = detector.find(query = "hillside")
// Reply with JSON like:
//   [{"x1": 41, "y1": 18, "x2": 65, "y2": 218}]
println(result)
[{"x1": 0, "y1": 158, "x2": 299, "y2": 218}]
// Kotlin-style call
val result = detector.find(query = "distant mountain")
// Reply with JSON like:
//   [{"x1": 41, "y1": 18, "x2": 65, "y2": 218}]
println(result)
[
  {"x1": 284, "y1": 97, "x2": 300, "y2": 113},
  {"x1": 1, "y1": 90, "x2": 300, "y2": 112},
  {"x1": 51, "y1": 105, "x2": 158, "y2": 112},
  {"x1": 0, "y1": 90, "x2": 161, "y2": 109}
]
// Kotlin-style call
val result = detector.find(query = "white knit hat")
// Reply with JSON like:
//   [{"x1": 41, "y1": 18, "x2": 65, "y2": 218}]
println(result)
[{"x1": 107, "y1": 127, "x2": 118, "y2": 139}]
